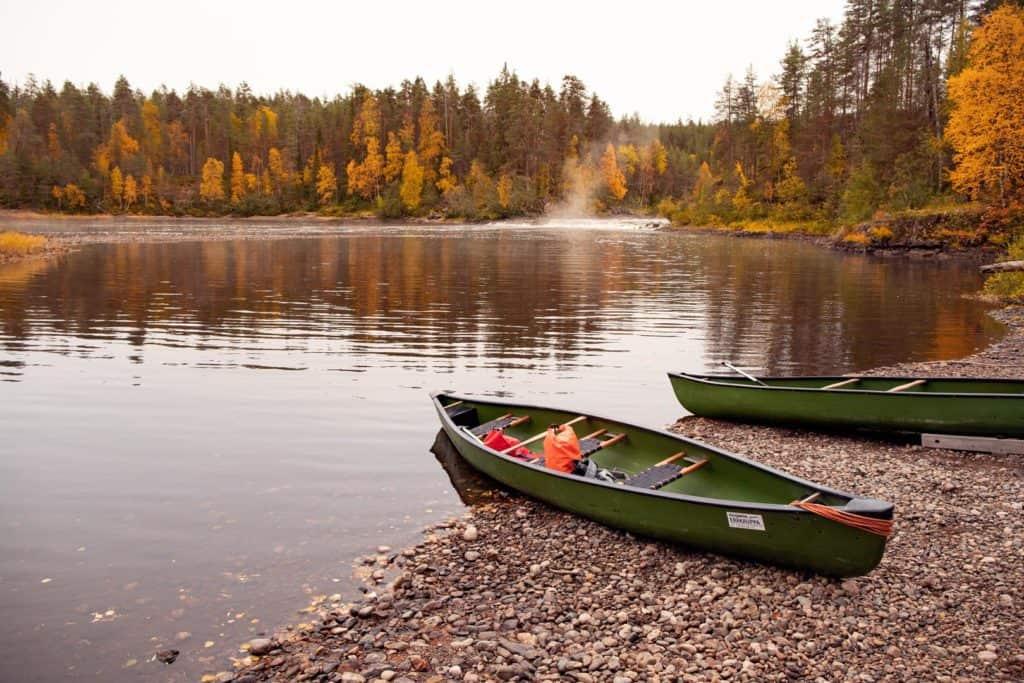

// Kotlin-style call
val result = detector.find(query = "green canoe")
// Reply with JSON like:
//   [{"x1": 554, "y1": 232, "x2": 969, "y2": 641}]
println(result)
[
  {"x1": 669, "y1": 372, "x2": 1024, "y2": 437},
  {"x1": 432, "y1": 392, "x2": 893, "y2": 577}
]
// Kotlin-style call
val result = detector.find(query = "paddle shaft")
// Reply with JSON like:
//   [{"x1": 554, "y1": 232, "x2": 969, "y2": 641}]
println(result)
[
  {"x1": 502, "y1": 415, "x2": 588, "y2": 453},
  {"x1": 722, "y1": 361, "x2": 766, "y2": 385}
]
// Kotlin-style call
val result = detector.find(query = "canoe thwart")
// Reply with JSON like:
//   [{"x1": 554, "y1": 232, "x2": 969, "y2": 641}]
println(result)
[
  {"x1": 887, "y1": 379, "x2": 927, "y2": 393},
  {"x1": 795, "y1": 492, "x2": 821, "y2": 505},
  {"x1": 821, "y1": 378, "x2": 861, "y2": 390},
  {"x1": 599, "y1": 433, "x2": 627, "y2": 448},
  {"x1": 655, "y1": 451, "x2": 687, "y2": 467}
]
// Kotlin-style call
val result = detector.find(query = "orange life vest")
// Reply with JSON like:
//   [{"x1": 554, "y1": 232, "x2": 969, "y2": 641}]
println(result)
[
  {"x1": 543, "y1": 424, "x2": 581, "y2": 473},
  {"x1": 482, "y1": 429, "x2": 532, "y2": 459}
]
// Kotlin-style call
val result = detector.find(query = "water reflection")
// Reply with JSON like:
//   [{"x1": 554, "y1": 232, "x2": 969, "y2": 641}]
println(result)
[
  {"x1": 430, "y1": 430, "x2": 505, "y2": 506},
  {"x1": 0, "y1": 229, "x2": 1000, "y2": 374}
]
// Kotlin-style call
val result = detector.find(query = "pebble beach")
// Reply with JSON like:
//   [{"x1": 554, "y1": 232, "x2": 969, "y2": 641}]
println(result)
[{"x1": 215, "y1": 307, "x2": 1024, "y2": 683}]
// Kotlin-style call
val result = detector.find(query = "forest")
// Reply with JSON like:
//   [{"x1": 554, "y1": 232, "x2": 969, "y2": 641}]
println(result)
[{"x1": 0, "y1": 1, "x2": 1021, "y2": 235}]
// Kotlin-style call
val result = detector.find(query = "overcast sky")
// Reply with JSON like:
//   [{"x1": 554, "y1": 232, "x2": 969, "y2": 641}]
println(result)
[{"x1": 1, "y1": 0, "x2": 847, "y2": 123}]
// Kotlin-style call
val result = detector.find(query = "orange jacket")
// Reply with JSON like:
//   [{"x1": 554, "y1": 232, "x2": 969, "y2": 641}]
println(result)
[{"x1": 544, "y1": 424, "x2": 581, "y2": 473}]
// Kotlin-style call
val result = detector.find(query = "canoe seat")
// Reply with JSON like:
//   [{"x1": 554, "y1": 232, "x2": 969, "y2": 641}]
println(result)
[
  {"x1": 471, "y1": 414, "x2": 530, "y2": 437},
  {"x1": 580, "y1": 438, "x2": 604, "y2": 456},
  {"x1": 623, "y1": 457, "x2": 709, "y2": 490}
]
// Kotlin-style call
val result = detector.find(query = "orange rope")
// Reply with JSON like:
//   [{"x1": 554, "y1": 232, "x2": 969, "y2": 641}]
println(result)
[{"x1": 791, "y1": 501, "x2": 894, "y2": 538}]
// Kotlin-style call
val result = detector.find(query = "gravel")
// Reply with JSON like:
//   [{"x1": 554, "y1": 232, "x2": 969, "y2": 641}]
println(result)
[{"x1": 217, "y1": 307, "x2": 1023, "y2": 682}]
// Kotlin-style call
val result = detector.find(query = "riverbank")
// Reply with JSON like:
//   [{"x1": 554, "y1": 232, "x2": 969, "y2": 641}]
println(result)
[
  {"x1": 672, "y1": 204, "x2": 1019, "y2": 260},
  {"x1": 215, "y1": 309, "x2": 1024, "y2": 683}
]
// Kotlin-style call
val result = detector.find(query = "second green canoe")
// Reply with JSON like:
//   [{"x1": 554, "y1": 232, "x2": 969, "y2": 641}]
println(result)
[{"x1": 669, "y1": 372, "x2": 1024, "y2": 437}]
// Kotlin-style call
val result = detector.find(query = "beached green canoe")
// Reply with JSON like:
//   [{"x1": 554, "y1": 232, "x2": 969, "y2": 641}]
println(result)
[
  {"x1": 669, "y1": 372, "x2": 1024, "y2": 437},
  {"x1": 432, "y1": 392, "x2": 893, "y2": 577}
]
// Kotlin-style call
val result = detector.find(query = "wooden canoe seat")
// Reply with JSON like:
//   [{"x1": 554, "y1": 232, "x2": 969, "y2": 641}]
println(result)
[
  {"x1": 471, "y1": 413, "x2": 530, "y2": 437},
  {"x1": 624, "y1": 457, "x2": 708, "y2": 490},
  {"x1": 888, "y1": 379, "x2": 927, "y2": 393}
]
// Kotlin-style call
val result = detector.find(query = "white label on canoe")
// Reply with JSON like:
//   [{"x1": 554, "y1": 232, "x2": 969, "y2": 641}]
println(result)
[{"x1": 726, "y1": 511, "x2": 766, "y2": 531}]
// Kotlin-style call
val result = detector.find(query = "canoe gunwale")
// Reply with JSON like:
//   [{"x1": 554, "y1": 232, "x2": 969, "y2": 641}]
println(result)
[
  {"x1": 431, "y1": 391, "x2": 887, "y2": 518},
  {"x1": 669, "y1": 372, "x2": 1024, "y2": 399}
]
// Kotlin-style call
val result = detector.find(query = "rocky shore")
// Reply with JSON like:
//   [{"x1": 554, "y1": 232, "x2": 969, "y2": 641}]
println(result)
[{"x1": 210, "y1": 310, "x2": 1024, "y2": 683}]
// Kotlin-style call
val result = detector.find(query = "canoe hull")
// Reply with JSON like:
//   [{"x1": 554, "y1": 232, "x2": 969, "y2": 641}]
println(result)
[
  {"x1": 669, "y1": 373, "x2": 1024, "y2": 437},
  {"x1": 434, "y1": 395, "x2": 889, "y2": 577}
]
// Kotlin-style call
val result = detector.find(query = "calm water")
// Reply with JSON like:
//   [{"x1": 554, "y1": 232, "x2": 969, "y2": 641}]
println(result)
[{"x1": 0, "y1": 219, "x2": 1000, "y2": 681}]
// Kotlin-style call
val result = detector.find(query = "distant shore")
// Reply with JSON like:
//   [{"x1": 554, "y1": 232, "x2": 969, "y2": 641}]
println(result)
[
  {"x1": 215, "y1": 307, "x2": 1024, "y2": 683},
  {"x1": 0, "y1": 211, "x2": 665, "y2": 265}
]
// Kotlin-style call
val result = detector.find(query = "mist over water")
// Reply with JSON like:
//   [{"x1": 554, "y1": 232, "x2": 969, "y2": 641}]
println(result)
[{"x1": 0, "y1": 219, "x2": 1000, "y2": 681}]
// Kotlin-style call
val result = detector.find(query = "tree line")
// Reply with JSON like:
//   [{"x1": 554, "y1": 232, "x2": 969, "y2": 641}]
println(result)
[
  {"x1": 0, "y1": 1, "x2": 1021, "y2": 225},
  {"x1": 0, "y1": 68, "x2": 682, "y2": 219},
  {"x1": 664, "y1": 0, "x2": 1024, "y2": 230}
]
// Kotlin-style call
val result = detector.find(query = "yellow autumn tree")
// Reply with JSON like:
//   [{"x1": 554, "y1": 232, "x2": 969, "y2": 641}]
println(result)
[
  {"x1": 64, "y1": 183, "x2": 86, "y2": 210},
  {"x1": 123, "y1": 175, "x2": 138, "y2": 211},
  {"x1": 400, "y1": 151, "x2": 424, "y2": 211},
  {"x1": 600, "y1": 144, "x2": 627, "y2": 201},
  {"x1": 617, "y1": 144, "x2": 640, "y2": 178},
  {"x1": 316, "y1": 163, "x2": 337, "y2": 205},
  {"x1": 384, "y1": 132, "x2": 404, "y2": 183},
  {"x1": 110, "y1": 166, "x2": 124, "y2": 209},
  {"x1": 417, "y1": 99, "x2": 445, "y2": 183},
  {"x1": 107, "y1": 119, "x2": 140, "y2": 166},
  {"x1": 651, "y1": 140, "x2": 668, "y2": 175},
  {"x1": 199, "y1": 157, "x2": 225, "y2": 202},
  {"x1": 230, "y1": 152, "x2": 246, "y2": 204},
  {"x1": 732, "y1": 161, "x2": 754, "y2": 213},
  {"x1": 267, "y1": 147, "x2": 288, "y2": 196},
  {"x1": 496, "y1": 173, "x2": 513, "y2": 209},
  {"x1": 436, "y1": 156, "x2": 458, "y2": 196},
  {"x1": 141, "y1": 100, "x2": 162, "y2": 162},
  {"x1": 692, "y1": 161, "x2": 716, "y2": 203},
  {"x1": 141, "y1": 175, "x2": 153, "y2": 207},
  {"x1": 947, "y1": 4, "x2": 1024, "y2": 206},
  {"x1": 467, "y1": 160, "x2": 495, "y2": 212},
  {"x1": 346, "y1": 94, "x2": 384, "y2": 199}
]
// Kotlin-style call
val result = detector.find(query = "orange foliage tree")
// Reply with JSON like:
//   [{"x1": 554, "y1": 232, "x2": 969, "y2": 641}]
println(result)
[
  {"x1": 947, "y1": 4, "x2": 1024, "y2": 206},
  {"x1": 199, "y1": 157, "x2": 225, "y2": 202},
  {"x1": 600, "y1": 144, "x2": 627, "y2": 201}
]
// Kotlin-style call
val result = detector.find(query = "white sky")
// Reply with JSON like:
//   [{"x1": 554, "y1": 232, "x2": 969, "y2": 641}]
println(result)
[{"x1": 0, "y1": 0, "x2": 847, "y2": 123}]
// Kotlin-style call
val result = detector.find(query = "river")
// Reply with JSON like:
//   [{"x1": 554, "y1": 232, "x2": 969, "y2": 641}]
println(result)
[{"x1": 0, "y1": 218, "x2": 1001, "y2": 681}]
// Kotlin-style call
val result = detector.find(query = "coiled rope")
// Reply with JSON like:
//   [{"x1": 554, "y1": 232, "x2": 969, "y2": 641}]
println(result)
[{"x1": 791, "y1": 500, "x2": 894, "y2": 537}]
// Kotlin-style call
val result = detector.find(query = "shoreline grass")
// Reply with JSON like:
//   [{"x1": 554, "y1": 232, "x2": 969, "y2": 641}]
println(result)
[{"x1": 0, "y1": 231, "x2": 50, "y2": 259}]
